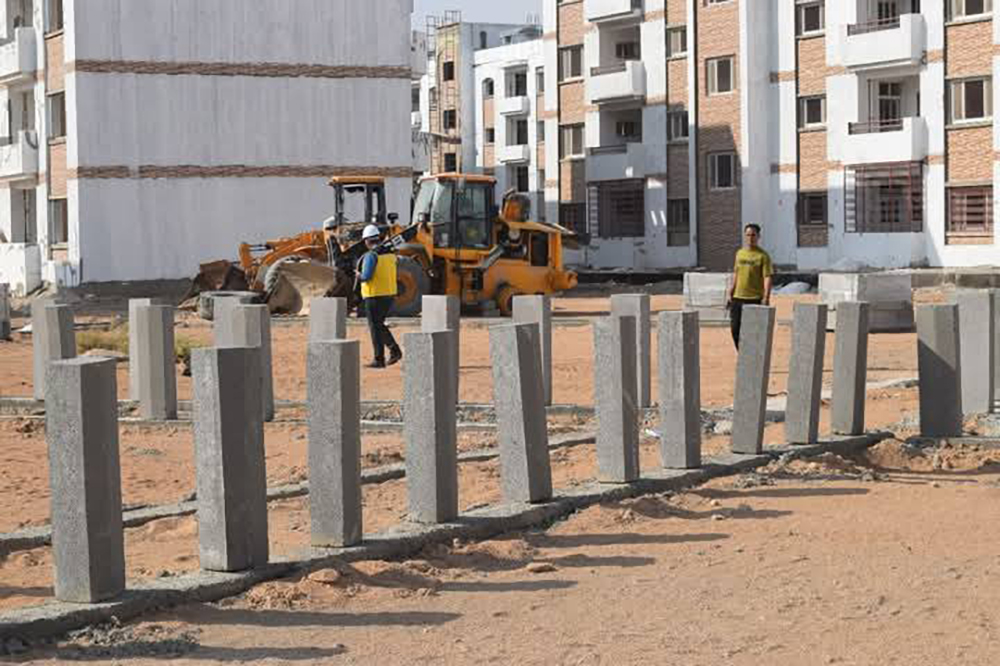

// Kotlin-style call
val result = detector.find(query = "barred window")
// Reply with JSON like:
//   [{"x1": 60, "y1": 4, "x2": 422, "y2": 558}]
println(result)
[
  {"x1": 947, "y1": 186, "x2": 993, "y2": 241},
  {"x1": 588, "y1": 179, "x2": 645, "y2": 238},
  {"x1": 845, "y1": 162, "x2": 923, "y2": 233},
  {"x1": 797, "y1": 192, "x2": 828, "y2": 247},
  {"x1": 667, "y1": 199, "x2": 690, "y2": 247},
  {"x1": 559, "y1": 202, "x2": 586, "y2": 234}
]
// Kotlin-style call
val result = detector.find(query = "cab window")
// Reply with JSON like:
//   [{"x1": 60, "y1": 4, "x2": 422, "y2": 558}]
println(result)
[{"x1": 455, "y1": 183, "x2": 490, "y2": 248}]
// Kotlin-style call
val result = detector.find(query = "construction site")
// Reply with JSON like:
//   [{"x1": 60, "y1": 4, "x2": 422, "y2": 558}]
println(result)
[{"x1": 1, "y1": 0, "x2": 1000, "y2": 664}]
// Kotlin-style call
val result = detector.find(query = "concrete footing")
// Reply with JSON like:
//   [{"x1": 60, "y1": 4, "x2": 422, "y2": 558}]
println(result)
[
  {"x1": 307, "y1": 340, "x2": 362, "y2": 547},
  {"x1": 192, "y1": 347, "x2": 269, "y2": 572},
  {"x1": 658, "y1": 311, "x2": 701, "y2": 468},
  {"x1": 45, "y1": 357, "x2": 125, "y2": 603}
]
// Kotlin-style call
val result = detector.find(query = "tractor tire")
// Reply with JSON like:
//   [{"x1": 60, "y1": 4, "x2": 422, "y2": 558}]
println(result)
[
  {"x1": 495, "y1": 284, "x2": 519, "y2": 317},
  {"x1": 390, "y1": 256, "x2": 429, "y2": 317}
]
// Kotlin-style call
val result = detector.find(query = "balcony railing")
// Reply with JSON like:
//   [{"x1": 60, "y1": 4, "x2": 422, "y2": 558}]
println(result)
[
  {"x1": 590, "y1": 144, "x2": 629, "y2": 155},
  {"x1": 590, "y1": 63, "x2": 627, "y2": 77},
  {"x1": 847, "y1": 16, "x2": 901, "y2": 36},
  {"x1": 848, "y1": 119, "x2": 904, "y2": 135}
]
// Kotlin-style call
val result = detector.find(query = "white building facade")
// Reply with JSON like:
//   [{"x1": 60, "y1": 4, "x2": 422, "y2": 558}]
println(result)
[{"x1": 0, "y1": 0, "x2": 414, "y2": 294}]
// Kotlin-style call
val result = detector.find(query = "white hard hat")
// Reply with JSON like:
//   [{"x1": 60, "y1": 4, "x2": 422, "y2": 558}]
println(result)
[{"x1": 362, "y1": 224, "x2": 381, "y2": 240}]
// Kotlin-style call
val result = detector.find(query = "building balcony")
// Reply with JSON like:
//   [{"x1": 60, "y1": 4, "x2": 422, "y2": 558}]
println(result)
[
  {"x1": 0, "y1": 28, "x2": 37, "y2": 86},
  {"x1": 585, "y1": 0, "x2": 643, "y2": 23},
  {"x1": 497, "y1": 143, "x2": 530, "y2": 164},
  {"x1": 0, "y1": 130, "x2": 38, "y2": 183},
  {"x1": 842, "y1": 13, "x2": 925, "y2": 70},
  {"x1": 411, "y1": 110, "x2": 422, "y2": 127},
  {"x1": 498, "y1": 95, "x2": 530, "y2": 116},
  {"x1": 842, "y1": 116, "x2": 927, "y2": 166},
  {"x1": 586, "y1": 141, "x2": 645, "y2": 182},
  {"x1": 587, "y1": 61, "x2": 646, "y2": 105}
]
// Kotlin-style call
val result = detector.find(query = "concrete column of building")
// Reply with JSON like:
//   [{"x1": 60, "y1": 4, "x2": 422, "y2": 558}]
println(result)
[
  {"x1": 215, "y1": 304, "x2": 275, "y2": 421},
  {"x1": 731, "y1": 306, "x2": 776, "y2": 454},
  {"x1": 593, "y1": 315, "x2": 640, "y2": 483},
  {"x1": 128, "y1": 298, "x2": 154, "y2": 400},
  {"x1": 489, "y1": 323, "x2": 553, "y2": 503},
  {"x1": 46, "y1": 357, "x2": 125, "y2": 603},
  {"x1": 916, "y1": 304, "x2": 963, "y2": 438},
  {"x1": 0, "y1": 283, "x2": 10, "y2": 340},
  {"x1": 32, "y1": 301, "x2": 76, "y2": 400},
  {"x1": 785, "y1": 303, "x2": 828, "y2": 445},
  {"x1": 610, "y1": 294, "x2": 652, "y2": 409},
  {"x1": 307, "y1": 340, "x2": 363, "y2": 548},
  {"x1": 309, "y1": 297, "x2": 349, "y2": 342},
  {"x1": 658, "y1": 311, "x2": 701, "y2": 469},
  {"x1": 403, "y1": 330, "x2": 459, "y2": 523},
  {"x1": 192, "y1": 347, "x2": 269, "y2": 572},
  {"x1": 512, "y1": 295, "x2": 553, "y2": 406},
  {"x1": 421, "y1": 295, "x2": 461, "y2": 402},
  {"x1": 134, "y1": 304, "x2": 178, "y2": 421},
  {"x1": 955, "y1": 290, "x2": 995, "y2": 415},
  {"x1": 831, "y1": 301, "x2": 870, "y2": 436}
]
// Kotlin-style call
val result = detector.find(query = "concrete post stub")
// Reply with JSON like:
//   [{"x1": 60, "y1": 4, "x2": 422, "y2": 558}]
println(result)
[
  {"x1": 309, "y1": 297, "x2": 349, "y2": 342},
  {"x1": 610, "y1": 294, "x2": 652, "y2": 408},
  {"x1": 403, "y1": 330, "x2": 459, "y2": 523},
  {"x1": 916, "y1": 304, "x2": 963, "y2": 437},
  {"x1": 489, "y1": 322, "x2": 553, "y2": 503},
  {"x1": 785, "y1": 303, "x2": 828, "y2": 445},
  {"x1": 215, "y1": 304, "x2": 274, "y2": 421},
  {"x1": 593, "y1": 315, "x2": 640, "y2": 483},
  {"x1": 135, "y1": 304, "x2": 178, "y2": 420},
  {"x1": 45, "y1": 357, "x2": 125, "y2": 603},
  {"x1": 0, "y1": 283, "x2": 10, "y2": 340},
  {"x1": 128, "y1": 298, "x2": 155, "y2": 400},
  {"x1": 658, "y1": 310, "x2": 701, "y2": 468},
  {"x1": 307, "y1": 340, "x2": 363, "y2": 547},
  {"x1": 831, "y1": 301, "x2": 870, "y2": 435},
  {"x1": 512, "y1": 295, "x2": 553, "y2": 406},
  {"x1": 32, "y1": 301, "x2": 76, "y2": 400},
  {"x1": 192, "y1": 346, "x2": 269, "y2": 572},
  {"x1": 955, "y1": 290, "x2": 995, "y2": 415},
  {"x1": 421, "y1": 295, "x2": 461, "y2": 402},
  {"x1": 731, "y1": 305, "x2": 776, "y2": 454}
]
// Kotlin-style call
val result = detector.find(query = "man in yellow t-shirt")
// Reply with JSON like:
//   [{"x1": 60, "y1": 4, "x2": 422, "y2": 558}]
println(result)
[{"x1": 725, "y1": 223, "x2": 773, "y2": 349}]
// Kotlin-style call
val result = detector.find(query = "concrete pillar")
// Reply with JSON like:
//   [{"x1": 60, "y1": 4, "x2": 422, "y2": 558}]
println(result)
[
  {"x1": 0, "y1": 283, "x2": 10, "y2": 340},
  {"x1": 593, "y1": 315, "x2": 640, "y2": 483},
  {"x1": 309, "y1": 297, "x2": 348, "y2": 342},
  {"x1": 403, "y1": 330, "x2": 459, "y2": 523},
  {"x1": 192, "y1": 347, "x2": 269, "y2": 572},
  {"x1": 134, "y1": 304, "x2": 177, "y2": 420},
  {"x1": 32, "y1": 301, "x2": 76, "y2": 400},
  {"x1": 489, "y1": 323, "x2": 553, "y2": 503},
  {"x1": 731, "y1": 305, "x2": 776, "y2": 454},
  {"x1": 610, "y1": 294, "x2": 652, "y2": 408},
  {"x1": 916, "y1": 304, "x2": 963, "y2": 437},
  {"x1": 993, "y1": 290, "x2": 1000, "y2": 406},
  {"x1": 421, "y1": 295, "x2": 461, "y2": 401},
  {"x1": 658, "y1": 311, "x2": 701, "y2": 469},
  {"x1": 512, "y1": 295, "x2": 552, "y2": 406},
  {"x1": 45, "y1": 357, "x2": 125, "y2": 603},
  {"x1": 307, "y1": 340, "x2": 363, "y2": 547},
  {"x1": 215, "y1": 304, "x2": 274, "y2": 421},
  {"x1": 831, "y1": 301, "x2": 870, "y2": 436},
  {"x1": 785, "y1": 303, "x2": 828, "y2": 445},
  {"x1": 956, "y1": 290, "x2": 995, "y2": 414},
  {"x1": 127, "y1": 298, "x2": 154, "y2": 400}
]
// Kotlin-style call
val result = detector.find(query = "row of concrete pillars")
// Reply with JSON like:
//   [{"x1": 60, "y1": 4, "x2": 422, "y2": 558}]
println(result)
[{"x1": 30, "y1": 289, "x2": 986, "y2": 605}]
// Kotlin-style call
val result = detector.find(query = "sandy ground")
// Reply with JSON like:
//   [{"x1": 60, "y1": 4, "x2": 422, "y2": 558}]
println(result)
[
  {"x1": 11, "y1": 441, "x2": 1000, "y2": 665},
  {"x1": 0, "y1": 291, "x2": 968, "y2": 663}
]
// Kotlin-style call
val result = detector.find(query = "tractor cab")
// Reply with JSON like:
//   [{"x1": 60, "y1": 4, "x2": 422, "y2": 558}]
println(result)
[
  {"x1": 327, "y1": 176, "x2": 396, "y2": 232},
  {"x1": 412, "y1": 173, "x2": 497, "y2": 250}
]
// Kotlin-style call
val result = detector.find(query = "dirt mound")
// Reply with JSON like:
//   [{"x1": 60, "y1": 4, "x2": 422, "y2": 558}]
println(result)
[{"x1": 863, "y1": 439, "x2": 1000, "y2": 472}]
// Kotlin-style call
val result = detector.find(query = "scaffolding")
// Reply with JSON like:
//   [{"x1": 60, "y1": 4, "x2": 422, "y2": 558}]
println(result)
[{"x1": 425, "y1": 10, "x2": 463, "y2": 173}]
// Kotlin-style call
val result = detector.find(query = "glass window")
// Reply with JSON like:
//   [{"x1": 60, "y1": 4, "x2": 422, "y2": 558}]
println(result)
[
  {"x1": 951, "y1": 78, "x2": 992, "y2": 122},
  {"x1": 798, "y1": 96, "x2": 826, "y2": 128},
  {"x1": 709, "y1": 153, "x2": 738, "y2": 190},
  {"x1": 456, "y1": 183, "x2": 490, "y2": 247},
  {"x1": 707, "y1": 57, "x2": 735, "y2": 95},
  {"x1": 796, "y1": 1, "x2": 825, "y2": 35},
  {"x1": 442, "y1": 61, "x2": 455, "y2": 81},
  {"x1": 667, "y1": 199, "x2": 690, "y2": 246},
  {"x1": 667, "y1": 27, "x2": 687, "y2": 58},
  {"x1": 559, "y1": 124, "x2": 584, "y2": 159},
  {"x1": 951, "y1": 0, "x2": 992, "y2": 19},
  {"x1": 48, "y1": 92, "x2": 66, "y2": 139},
  {"x1": 947, "y1": 186, "x2": 993, "y2": 236},
  {"x1": 558, "y1": 46, "x2": 583, "y2": 81},
  {"x1": 667, "y1": 110, "x2": 688, "y2": 141}
]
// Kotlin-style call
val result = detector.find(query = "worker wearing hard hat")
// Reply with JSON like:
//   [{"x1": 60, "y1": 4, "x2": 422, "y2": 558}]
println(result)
[{"x1": 358, "y1": 224, "x2": 402, "y2": 368}]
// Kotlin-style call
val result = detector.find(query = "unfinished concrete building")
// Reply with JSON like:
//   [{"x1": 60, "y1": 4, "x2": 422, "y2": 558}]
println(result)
[{"x1": 0, "y1": 0, "x2": 414, "y2": 294}]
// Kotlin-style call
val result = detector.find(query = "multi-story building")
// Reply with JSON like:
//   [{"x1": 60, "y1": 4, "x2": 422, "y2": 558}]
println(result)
[
  {"x1": 543, "y1": 0, "x2": 1000, "y2": 272},
  {"x1": 474, "y1": 29, "x2": 547, "y2": 219},
  {"x1": 0, "y1": 0, "x2": 414, "y2": 295}
]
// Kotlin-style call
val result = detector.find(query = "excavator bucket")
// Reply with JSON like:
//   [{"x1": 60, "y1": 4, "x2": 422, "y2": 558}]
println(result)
[
  {"x1": 264, "y1": 260, "x2": 353, "y2": 316},
  {"x1": 180, "y1": 260, "x2": 251, "y2": 311}
]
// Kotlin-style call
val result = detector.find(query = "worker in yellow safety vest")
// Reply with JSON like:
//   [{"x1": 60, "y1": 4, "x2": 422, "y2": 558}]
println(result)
[{"x1": 358, "y1": 224, "x2": 402, "y2": 368}]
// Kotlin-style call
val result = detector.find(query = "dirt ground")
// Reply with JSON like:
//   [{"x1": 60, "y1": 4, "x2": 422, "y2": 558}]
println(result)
[{"x1": 1, "y1": 290, "x2": 978, "y2": 664}]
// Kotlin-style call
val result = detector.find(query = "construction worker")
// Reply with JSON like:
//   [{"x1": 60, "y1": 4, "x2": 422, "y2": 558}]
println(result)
[
  {"x1": 725, "y1": 223, "x2": 773, "y2": 350},
  {"x1": 358, "y1": 224, "x2": 402, "y2": 368}
]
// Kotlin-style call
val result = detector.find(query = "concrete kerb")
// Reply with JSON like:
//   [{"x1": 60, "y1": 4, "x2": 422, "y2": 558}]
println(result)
[{"x1": 0, "y1": 432, "x2": 890, "y2": 643}]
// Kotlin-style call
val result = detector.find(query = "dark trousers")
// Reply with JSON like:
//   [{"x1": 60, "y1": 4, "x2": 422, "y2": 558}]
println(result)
[
  {"x1": 729, "y1": 298, "x2": 762, "y2": 349},
  {"x1": 365, "y1": 296, "x2": 399, "y2": 362}
]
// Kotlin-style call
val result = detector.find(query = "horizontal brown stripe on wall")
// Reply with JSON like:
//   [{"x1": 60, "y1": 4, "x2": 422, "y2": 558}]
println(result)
[
  {"x1": 70, "y1": 60, "x2": 411, "y2": 80},
  {"x1": 68, "y1": 165, "x2": 413, "y2": 180}
]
